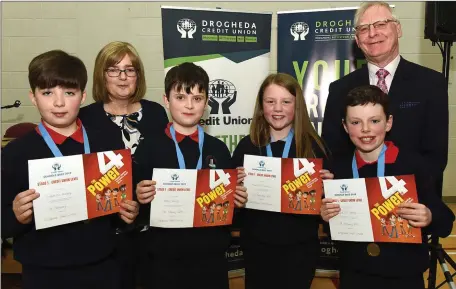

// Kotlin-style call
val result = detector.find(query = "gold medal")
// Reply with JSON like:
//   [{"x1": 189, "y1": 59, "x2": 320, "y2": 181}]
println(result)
[{"x1": 367, "y1": 243, "x2": 380, "y2": 257}]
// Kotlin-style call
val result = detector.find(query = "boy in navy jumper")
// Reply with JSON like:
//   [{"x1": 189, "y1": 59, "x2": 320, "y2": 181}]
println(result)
[
  {"x1": 1, "y1": 50, "x2": 139, "y2": 289},
  {"x1": 135, "y1": 62, "x2": 248, "y2": 289},
  {"x1": 320, "y1": 85, "x2": 454, "y2": 289}
]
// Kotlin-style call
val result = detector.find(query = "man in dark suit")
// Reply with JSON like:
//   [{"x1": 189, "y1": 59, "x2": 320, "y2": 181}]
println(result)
[{"x1": 322, "y1": 1, "x2": 449, "y2": 196}]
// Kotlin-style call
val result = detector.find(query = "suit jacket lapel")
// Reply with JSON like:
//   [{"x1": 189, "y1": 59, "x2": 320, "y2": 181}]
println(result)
[
  {"x1": 360, "y1": 64, "x2": 369, "y2": 85},
  {"x1": 388, "y1": 56, "x2": 410, "y2": 112}
]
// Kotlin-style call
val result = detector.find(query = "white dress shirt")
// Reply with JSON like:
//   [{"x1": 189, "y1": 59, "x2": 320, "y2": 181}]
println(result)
[{"x1": 367, "y1": 54, "x2": 401, "y2": 91}]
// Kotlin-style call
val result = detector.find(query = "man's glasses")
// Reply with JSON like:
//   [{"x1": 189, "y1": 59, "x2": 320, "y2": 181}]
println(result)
[
  {"x1": 105, "y1": 68, "x2": 137, "y2": 77},
  {"x1": 355, "y1": 19, "x2": 398, "y2": 35}
]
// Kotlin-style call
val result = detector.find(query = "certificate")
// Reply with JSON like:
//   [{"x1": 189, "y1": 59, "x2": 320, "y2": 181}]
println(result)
[
  {"x1": 243, "y1": 154, "x2": 323, "y2": 214},
  {"x1": 323, "y1": 175, "x2": 421, "y2": 243},
  {"x1": 29, "y1": 149, "x2": 132, "y2": 230},
  {"x1": 150, "y1": 168, "x2": 237, "y2": 228}
]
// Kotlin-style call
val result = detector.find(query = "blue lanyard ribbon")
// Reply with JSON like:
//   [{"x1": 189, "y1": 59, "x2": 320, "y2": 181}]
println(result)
[
  {"x1": 169, "y1": 124, "x2": 204, "y2": 169},
  {"x1": 38, "y1": 122, "x2": 90, "y2": 157},
  {"x1": 266, "y1": 129, "x2": 294, "y2": 158},
  {"x1": 352, "y1": 144, "x2": 387, "y2": 178}
]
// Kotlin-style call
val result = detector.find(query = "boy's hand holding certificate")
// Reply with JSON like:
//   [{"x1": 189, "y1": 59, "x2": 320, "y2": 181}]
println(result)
[
  {"x1": 150, "y1": 168, "x2": 237, "y2": 228},
  {"x1": 323, "y1": 175, "x2": 422, "y2": 244},
  {"x1": 243, "y1": 154, "x2": 323, "y2": 214},
  {"x1": 29, "y1": 149, "x2": 132, "y2": 230}
]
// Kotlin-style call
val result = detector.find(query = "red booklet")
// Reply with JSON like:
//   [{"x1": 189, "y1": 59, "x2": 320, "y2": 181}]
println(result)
[
  {"x1": 281, "y1": 158, "x2": 323, "y2": 215},
  {"x1": 83, "y1": 149, "x2": 133, "y2": 219},
  {"x1": 366, "y1": 175, "x2": 421, "y2": 243},
  {"x1": 193, "y1": 169, "x2": 236, "y2": 227}
]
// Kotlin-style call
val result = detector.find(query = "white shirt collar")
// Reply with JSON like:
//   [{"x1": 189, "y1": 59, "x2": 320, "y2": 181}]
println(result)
[{"x1": 368, "y1": 54, "x2": 401, "y2": 79}]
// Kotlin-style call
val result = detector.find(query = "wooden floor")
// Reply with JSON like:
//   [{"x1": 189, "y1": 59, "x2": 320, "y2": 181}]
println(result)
[{"x1": 3, "y1": 204, "x2": 456, "y2": 289}]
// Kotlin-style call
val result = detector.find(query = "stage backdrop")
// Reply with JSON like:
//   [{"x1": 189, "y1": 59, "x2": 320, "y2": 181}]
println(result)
[
  {"x1": 277, "y1": 7, "x2": 366, "y2": 275},
  {"x1": 161, "y1": 6, "x2": 272, "y2": 154}
]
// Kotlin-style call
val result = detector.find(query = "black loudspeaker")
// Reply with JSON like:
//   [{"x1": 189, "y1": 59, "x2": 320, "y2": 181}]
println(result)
[{"x1": 424, "y1": 1, "x2": 456, "y2": 42}]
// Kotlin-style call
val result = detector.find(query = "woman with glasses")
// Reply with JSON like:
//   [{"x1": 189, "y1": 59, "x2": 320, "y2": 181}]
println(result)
[{"x1": 79, "y1": 41, "x2": 168, "y2": 289}]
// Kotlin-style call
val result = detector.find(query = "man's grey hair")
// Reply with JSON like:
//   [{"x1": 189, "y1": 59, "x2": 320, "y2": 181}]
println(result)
[{"x1": 354, "y1": 1, "x2": 399, "y2": 27}]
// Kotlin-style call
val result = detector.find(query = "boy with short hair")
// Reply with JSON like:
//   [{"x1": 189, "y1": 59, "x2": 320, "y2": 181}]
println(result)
[
  {"x1": 1, "y1": 50, "x2": 139, "y2": 289},
  {"x1": 135, "y1": 62, "x2": 247, "y2": 289},
  {"x1": 320, "y1": 85, "x2": 454, "y2": 289}
]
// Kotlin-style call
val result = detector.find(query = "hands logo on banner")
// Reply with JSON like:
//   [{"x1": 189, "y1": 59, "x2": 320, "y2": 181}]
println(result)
[
  {"x1": 177, "y1": 18, "x2": 197, "y2": 39},
  {"x1": 208, "y1": 79, "x2": 238, "y2": 115},
  {"x1": 290, "y1": 22, "x2": 310, "y2": 41}
]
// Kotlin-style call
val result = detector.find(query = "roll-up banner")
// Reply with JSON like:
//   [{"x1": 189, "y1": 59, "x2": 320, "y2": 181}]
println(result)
[
  {"x1": 277, "y1": 7, "x2": 366, "y2": 275},
  {"x1": 162, "y1": 6, "x2": 272, "y2": 154}
]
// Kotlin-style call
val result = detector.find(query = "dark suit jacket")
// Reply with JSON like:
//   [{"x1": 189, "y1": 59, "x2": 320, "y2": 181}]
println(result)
[{"x1": 322, "y1": 57, "x2": 449, "y2": 182}]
